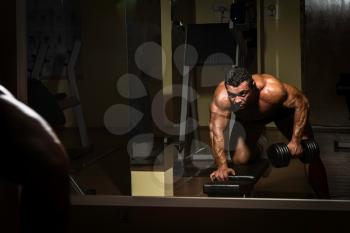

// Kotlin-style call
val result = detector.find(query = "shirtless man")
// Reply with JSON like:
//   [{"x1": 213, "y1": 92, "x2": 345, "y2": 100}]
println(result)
[
  {"x1": 209, "y1": 67, "x2": 330, "y2": 198},
  {"x1": 0, "y1": 85, "x2": 70, "y2": 232}
]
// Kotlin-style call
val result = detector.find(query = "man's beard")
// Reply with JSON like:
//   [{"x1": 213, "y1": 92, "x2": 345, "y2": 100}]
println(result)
[{"x1": 231, "y1": 102, "x2": 241, "y2": 112}]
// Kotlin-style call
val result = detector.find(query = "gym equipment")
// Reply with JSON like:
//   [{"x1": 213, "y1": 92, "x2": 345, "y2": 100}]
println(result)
[
  {"x1": 204, "y1": 175, "x2": 255, "y2": 197},
  {"x1": 203, "y1": 158, "x2": 269, "y2": 197},
  {"x1": 267, "y1": 139, "x2": 320, "y2": 168},
  {"x1": 28, "y1": 43, "x2": 66, "y2": 125},
  {"x1": 28, "y1": 42, "x2": 88, "y2": 195},
  {"x1": 178, "y1": 23, "x2": 238, "y2": 164},
  {"x1": 28, "y1": 40, "x2": 116, "y2": 195},
  {"x1": 28, "y1": 40, "x2": 90, "y2": 152},
  {"x1": 63, "y1": 40, "x2": 90, "y2": 150}
]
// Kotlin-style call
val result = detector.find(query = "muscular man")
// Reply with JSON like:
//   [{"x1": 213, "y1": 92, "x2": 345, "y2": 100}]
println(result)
[
  {"x1": 0, "y1": 85, "x2": 71, "y2": 232},
  {"x1": 209, "y1": 67, "x2": 330, "y2": 198}
]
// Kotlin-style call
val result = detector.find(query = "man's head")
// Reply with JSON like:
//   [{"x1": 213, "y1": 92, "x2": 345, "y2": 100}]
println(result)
[
  {"x1": 224, "y1": 66, "x2": 256, "y2": 110},
  {"x1": 225, "y1": 66, "x2": 253, "y2": 87}
]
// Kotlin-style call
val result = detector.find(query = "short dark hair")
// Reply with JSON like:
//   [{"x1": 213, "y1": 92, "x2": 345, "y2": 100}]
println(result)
[{"x1": 225, "y1": 66, "x2": 253, "y2": 87}]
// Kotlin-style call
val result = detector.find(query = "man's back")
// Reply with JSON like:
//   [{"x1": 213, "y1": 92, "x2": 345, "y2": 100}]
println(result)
[
  {"x1": 0, "y1": 85, "x2": 71, "y2": 233},
  {"x1": 0, "y1": 86, "x2": 64, "y2": 160}
]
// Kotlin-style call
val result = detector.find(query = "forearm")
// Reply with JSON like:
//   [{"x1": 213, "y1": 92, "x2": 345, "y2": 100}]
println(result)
[
  {"x1": 210, "y1": 129, "x2": 228, "y2": 168},
  {"x1": 291, "y1": 97, "x2": 309, "y2": 143}
]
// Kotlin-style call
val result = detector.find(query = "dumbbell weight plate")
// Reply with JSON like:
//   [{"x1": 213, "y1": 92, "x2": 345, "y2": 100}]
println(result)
[
  {"x1": 267, "y1": 143, "x2": 279, "y2": 167},
  {"x1": 267, "y1": 143, "x2": 291, "y2": 168},
  {"x1": 300, "y1": 139, "x2": 320, "y2": 164},
  {"x1": 279, "y1": 143, "x2": 291, "y2": 167}
]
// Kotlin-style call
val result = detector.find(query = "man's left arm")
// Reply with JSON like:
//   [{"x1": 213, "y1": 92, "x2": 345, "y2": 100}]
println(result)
[{"x1": 282, "y1": 84, "x2": 310, "y2": 157}]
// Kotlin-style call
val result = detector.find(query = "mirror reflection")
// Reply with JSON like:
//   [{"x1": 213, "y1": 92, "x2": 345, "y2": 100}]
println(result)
[{"x1": 13, "y1": 0, "x2": 350, "y2": 200}]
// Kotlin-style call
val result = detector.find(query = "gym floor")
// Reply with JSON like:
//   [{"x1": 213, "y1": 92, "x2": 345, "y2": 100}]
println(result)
[{"x1": 56, "y1": 127, "x2": 350, "y2": 199}]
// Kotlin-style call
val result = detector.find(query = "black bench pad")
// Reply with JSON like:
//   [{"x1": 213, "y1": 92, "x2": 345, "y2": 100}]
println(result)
[{"x1": 203, "y1": 158, "x2": 270, "y2": 197}]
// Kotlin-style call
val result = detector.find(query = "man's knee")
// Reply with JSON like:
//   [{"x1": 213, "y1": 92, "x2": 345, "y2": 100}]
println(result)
[{"x1": 232, "y1": 149, "x2": 250, "y2": 165}]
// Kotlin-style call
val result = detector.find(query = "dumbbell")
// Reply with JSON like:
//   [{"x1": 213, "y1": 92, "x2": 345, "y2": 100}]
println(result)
[{"x1": 267, "y1": 139, "x2": 320, "y2": 168}]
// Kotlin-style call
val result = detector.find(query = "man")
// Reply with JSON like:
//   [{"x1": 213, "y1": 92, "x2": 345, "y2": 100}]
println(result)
[
  {"x1": 0, "y1": 85, "x2": 71, "y2": 232},
  {"x1": 209, "y1": 67, "x2": 330, "y2": 198}
]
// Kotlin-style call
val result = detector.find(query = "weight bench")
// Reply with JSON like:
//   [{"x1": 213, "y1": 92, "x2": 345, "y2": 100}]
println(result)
[{"x1": 203, "y1": 158, "x2": 270, "y2": 197}]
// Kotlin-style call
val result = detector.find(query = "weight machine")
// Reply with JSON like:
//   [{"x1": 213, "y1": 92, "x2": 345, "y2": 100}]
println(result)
[
  {"x1": 28, "y1": 40, "x2": 91, "y2": 195},
  {"x1": 177, "y1": 23, "x2": 240, "y2": 176}
]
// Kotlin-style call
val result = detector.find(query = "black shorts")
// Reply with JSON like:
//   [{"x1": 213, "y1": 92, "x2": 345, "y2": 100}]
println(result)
[{"x1": 230, "y1": 108, "x2": 296, "y2": 157}]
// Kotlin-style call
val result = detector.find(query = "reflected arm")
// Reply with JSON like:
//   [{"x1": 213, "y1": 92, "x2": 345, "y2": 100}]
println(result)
[{"x1": 209, "y1": 106, "x2": 231, "y2": 168}]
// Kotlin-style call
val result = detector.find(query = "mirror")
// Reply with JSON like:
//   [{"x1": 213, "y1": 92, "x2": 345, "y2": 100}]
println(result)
[{"x1": 24, "y1": 0, "x2": 350, "y2": 201}]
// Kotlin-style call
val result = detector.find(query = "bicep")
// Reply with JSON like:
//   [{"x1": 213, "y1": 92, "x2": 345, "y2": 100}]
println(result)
[
  {"x1": 209, "y1": 110, "x2": 230, "y2": 136},
  {"x1": 209, "y1": 85, "x2": 231, "y2": 134},
  {"x1": 281, "y1": 84, "x2": 309, "y2": 109}
]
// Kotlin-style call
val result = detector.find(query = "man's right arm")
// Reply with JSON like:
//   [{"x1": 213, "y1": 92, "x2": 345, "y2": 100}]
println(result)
[
  {"x1": 209, "y1": 110, "x2": 230, "y2": 168},
  {"x1": 209, "y1": 96, "x2": 235, "y2": 181}
]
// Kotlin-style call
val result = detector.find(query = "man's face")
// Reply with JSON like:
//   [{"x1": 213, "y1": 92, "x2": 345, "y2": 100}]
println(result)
[{"x1": 225, "y1": 81, "x2": 254, "y2": 110}]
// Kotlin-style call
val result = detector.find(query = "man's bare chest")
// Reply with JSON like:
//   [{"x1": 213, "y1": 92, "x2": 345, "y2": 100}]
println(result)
[{"x1": 235, "y1": 102, "x2": 280, "y2": 123}]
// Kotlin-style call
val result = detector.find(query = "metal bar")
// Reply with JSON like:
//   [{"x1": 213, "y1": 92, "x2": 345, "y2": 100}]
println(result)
[
  {"x1": 67, "y1": 40, "x2": 90, "y2": 148},
  {"x1": 178, "y1": 66, "x2": 190, "y2": 160},
  {"x1": 31, "y1": 43, "x2": 48, "y2": 80},
  {"x1": 70, "y1": 176, "x2": 85, "y2": 195},
  {"x1": 71, "y1": 195, "x2": 350, "y2": 211}
]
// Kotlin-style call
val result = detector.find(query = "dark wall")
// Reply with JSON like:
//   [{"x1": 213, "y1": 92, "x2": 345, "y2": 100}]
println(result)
[
  {"x1": 0, "y1": 1, "x2": 17, "y2": 94},
  {"x1": 126, "y1": 0, "x2": 162, "y2": 137},
  {"x1": 302, "y1": 0, "x2": 350, "y2": 126}
]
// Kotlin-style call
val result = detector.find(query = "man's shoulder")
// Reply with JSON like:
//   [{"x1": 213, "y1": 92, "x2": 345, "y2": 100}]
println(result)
[
  {"x1": 213, "y1": 81, "x2": 226, "y2": 99},
  {"x1": 0, "y1": 85, "x2": 14, "y2": 96},
  {"x1": 256, "y1": 75, "x2": 287, "y2": 104},
  {"x1": 212, "y1": 82, "x2": 231, "y2": 111}
]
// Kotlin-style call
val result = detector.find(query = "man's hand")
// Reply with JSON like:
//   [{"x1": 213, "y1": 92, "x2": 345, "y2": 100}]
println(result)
[
  {"x1": 287, "y1": 140, "x2": 303, "y2": 158},
  {"x1": 210, "y1": 166, "x2": 236, "y2": 182}
]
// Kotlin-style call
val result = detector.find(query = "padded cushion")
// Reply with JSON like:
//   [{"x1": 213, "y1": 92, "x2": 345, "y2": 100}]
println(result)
[
  {"x1": 203, "y1": 175, "x2": 255, "y2": 197},
  {"x1": 203, "y1": 158, "x2": 270, "y2": 197}
]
